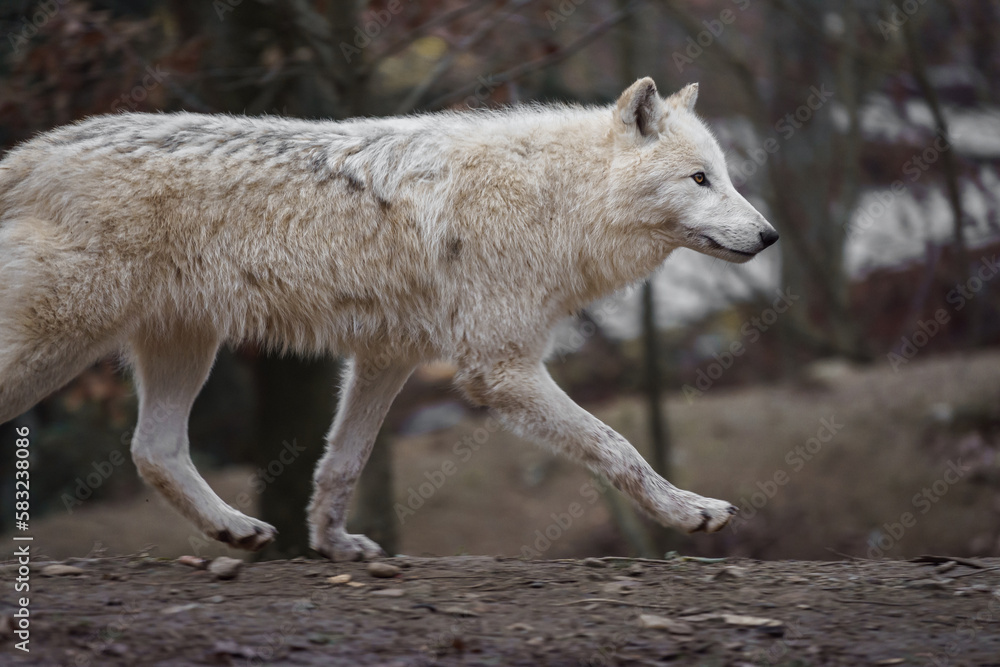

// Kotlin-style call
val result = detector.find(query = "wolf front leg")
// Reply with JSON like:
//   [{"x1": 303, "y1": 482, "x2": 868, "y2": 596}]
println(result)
[
  {"x1": 456, "y1": 360, "x2": 736, "y2": 533},
  {"x1": 308, "y1": 356, "x2": 414, "y2": 561}
]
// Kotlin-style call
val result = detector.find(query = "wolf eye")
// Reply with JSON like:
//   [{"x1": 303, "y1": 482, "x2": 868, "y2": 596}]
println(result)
[{"x1": 692, "y1": 172, "x2": 709, "y2": 186}]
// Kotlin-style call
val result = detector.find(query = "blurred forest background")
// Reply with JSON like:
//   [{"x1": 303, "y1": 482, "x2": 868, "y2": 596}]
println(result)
[{"x1": 1, "y1": 0, "x2": 999, "y2": 563}]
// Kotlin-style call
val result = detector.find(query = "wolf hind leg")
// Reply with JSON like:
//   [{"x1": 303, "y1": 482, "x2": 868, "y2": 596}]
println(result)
[
  {"x1": 0, "y1": 219, "x2": 125, "y2": 423},
  {"x1": 0, "y1": 328, "x2": 118, "y2": 425},
  {"x1": 129, "y1": 326, "x2": 276, "y2": 551},
  {"x1": 308, "y1": 355, "x2": 414, "y2": 561}
]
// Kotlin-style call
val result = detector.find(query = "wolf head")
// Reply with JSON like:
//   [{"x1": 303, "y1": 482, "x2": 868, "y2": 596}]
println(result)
[{"x1": 609, "y1": 78, "x2": 778, "y2": 264}]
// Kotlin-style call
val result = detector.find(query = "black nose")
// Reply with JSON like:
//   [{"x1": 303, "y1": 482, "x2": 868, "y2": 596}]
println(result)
[{"x1": 759, "y1": 228, "x2": 779, "y2": 249}]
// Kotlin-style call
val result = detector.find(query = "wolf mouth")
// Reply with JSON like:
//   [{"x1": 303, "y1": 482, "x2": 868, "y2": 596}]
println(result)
[{"x1": 700, "y1": 234, "x2": 756, "y2": 258}]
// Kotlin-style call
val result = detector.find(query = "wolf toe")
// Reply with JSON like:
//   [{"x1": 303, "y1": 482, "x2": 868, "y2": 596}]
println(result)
[
  {"x1": 212, "y1": 514, "x2": 277, "y2": 552},
  {"x1": 312, "y1": 532, "x2": 386, "y2": 562},
  {"x1": 685, "y1": 496, "x2": 738, "y2": 533}
]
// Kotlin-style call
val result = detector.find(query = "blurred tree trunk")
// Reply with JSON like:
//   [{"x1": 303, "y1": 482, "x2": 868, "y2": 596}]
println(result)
[
  {"x1": 322, "y1": 0, "x2": 400, "y2": 553},
  {"x1": 613, "y1": 1, "x2": 668, "y2": 558},
  {"x1": 196, "y1": 0, "x2": 348, "y2": 561},
  {"x1": 764, "y1": 1, "x2": 863, "y2": 362},
  {"x1": 253, "y1": 355, "x2": 338, "y2": 559},
  {"x1": 600, "y1": 476, "x2": 657, "y2": 558},
  {"x1": 642, "y1": 282, "x2": 670, "y2": 479},
  {"x1": 642, "y1": 280, "x2": 678, "y2": 556},
  {"x1": 902, "y1": 17, "x2": 979, "y2": 346},
  {"x1": 231, "y1": 1, "x2": 399, "y2": 560}
]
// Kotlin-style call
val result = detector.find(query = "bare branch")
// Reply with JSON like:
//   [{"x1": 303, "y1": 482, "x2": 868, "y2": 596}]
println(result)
[
  {"x1": 361, "y1": 0, "x2": 496, "y2": 77},
  {"x1": 902, "y1": 18, "x2": 967, "y2": 260},
  {"x1": 902, "y1": 13, "x2": 975, "y2": 341},
  {"x1": 394, "y1": 0, "x2": 532, "y2": 115},
  {"x1": 286, "y1": 0, "x2": 342, "y2": 85},
  {"x1": 657, "y1": 0, "x2": 762, "y2": 121},
  {"x1": 425, "y1": 0, "x2": 642, "y2": 111}
]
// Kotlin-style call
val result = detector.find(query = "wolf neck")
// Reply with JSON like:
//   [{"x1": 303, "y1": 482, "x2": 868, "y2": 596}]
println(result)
[
  {"x1": 524, "y1": 110, "x2": 675, "y2": 310},
  {"x1": 342, "y1": 106, "x2": 672, "y2": 313},
  {"x1": 574, "y1": 190, "x2": 676, "y2": 305}
]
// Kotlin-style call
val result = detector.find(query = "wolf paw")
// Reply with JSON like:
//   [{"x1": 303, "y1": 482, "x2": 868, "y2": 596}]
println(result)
[
  {"x1": 681, "y1": 494, "x2": 738, "y2": 533},
  {"x1": 210, "y1": 513, "x2": 278, "y2": 551},
  {"x1": 312, "y1": 531, "x2": 386, "y2": 562}
]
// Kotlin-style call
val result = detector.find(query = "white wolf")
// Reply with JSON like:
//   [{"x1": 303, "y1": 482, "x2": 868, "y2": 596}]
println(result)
[{"x1": 0, "y1": 78, "x2": 777, "y2": 560}]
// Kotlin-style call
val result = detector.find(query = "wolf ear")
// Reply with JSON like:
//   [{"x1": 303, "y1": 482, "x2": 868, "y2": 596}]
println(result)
[
  {"x1": 615, "y1": 77, "x2": 662, "y2": 138},
  {"x1": 667, "y1": 82, "x2": 699, "y2": 112}
]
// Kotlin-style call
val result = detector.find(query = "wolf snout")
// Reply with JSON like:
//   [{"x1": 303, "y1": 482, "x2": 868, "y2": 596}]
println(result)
[{"x1": 759, "y1": 228, "x2": 779, "y2": 249}]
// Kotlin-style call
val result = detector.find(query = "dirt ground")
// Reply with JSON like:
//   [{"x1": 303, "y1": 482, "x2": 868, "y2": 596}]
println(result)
[{"x1": 3, "y1": 554, "x2": 1000, "y2": 666}]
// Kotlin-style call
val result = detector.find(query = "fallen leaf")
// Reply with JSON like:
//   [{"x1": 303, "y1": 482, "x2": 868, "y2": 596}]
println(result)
[
  {"x1": 162, "y1": 603, "x2": 201, "y2": 615},
  {"x1": 720, "y1": 613, "x2": 784, "y2": 628},
  {"x1": 176, "y1": 555, "x2": 208, "y2": 570},
  {"x1": 666, "y1": 551, "x2": 727, "y2": 564},
  {"x1": 638, "y1": 614, "x2": 694, "y2": 634}
]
